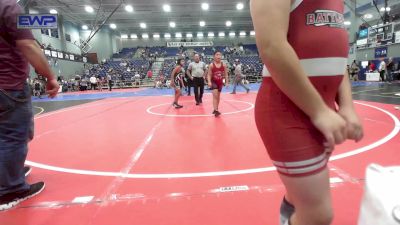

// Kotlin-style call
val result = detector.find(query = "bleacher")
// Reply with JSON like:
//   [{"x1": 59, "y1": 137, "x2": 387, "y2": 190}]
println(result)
[
  {"x1": 83, "y1": 44, "x2": 263, "y2": 90},
  {"x1": 112, "y1": 48, "x2": 137, "y2": 59},
  {"x1": 235, "y1": 55, "x2": 263, "y2": 75},
  {"x1": 89, "y1": 59, "x2": 150, "y2": 80},
  {"x1": 114, "y1": 44, "x2": 259, "y2": 59},
  {"x1": 161, "y1": 59, "x2": 177, "y2": 78}
]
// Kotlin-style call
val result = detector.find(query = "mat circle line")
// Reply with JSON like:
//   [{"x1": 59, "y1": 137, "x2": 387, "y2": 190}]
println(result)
[{"x1": 146, "y1": 100, "x2": 254, "y2": 117}]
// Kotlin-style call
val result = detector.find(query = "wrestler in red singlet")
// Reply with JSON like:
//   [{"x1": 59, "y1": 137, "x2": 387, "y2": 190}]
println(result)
[
  {"x1": 252, "y1": 1, "x2": 364, "y2": 224},
  {"x1": 207, "y1": 51, "x2": 229, "y2": 117},
  {"x1": 255, "y1": 0, "x2": 349, "y2": 177},
  {"x1": 210, "y1": 62, "x2": 225, "y2": 92}
]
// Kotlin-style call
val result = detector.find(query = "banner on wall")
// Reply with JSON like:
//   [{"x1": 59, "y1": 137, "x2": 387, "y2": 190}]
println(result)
[
  {"x1": 375, "y1": 47, "x2": 388, "y2": 58},
  {"x1": 395, "y1": 32, "x2": 400, "y2": 43},
  {"x1": 166, "y1": 41, "x2": 214, "y2": 48}
]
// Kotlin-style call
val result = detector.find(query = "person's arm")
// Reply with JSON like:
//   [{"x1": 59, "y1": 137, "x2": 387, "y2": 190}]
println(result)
[
  {"x1": 170, "y1": 67, "x2": 177, "y2": 88},
  {"x1": 207, "y1": 64, "x2": 213, "y2": 86},
  {"x1": 2, "y1": 1, "x2": 58, "y2": 97},
  {"x1": 224, "y1": 64, "x2": 229, "y2": 86},
  {"x1": 202, "y1": 63, "x2": 208, "y2": 79},
  {"x1": 337, "y1": 70, "x2": 354, "y2": 110},
  {"x1": 16, "y1": 40, "x2": 59, "y2": 97},
  {"x1": 251, "y1": 0, "x2": 347, "y2": 150},
  {"x1": 337, "y1": 69, "x2": 364, "y2": 142},
  {"x1": 186, "y1": 64, "x2": 193, "y2": 80}
]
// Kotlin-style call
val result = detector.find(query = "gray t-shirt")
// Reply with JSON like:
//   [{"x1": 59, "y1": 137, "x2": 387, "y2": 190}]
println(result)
[
  {"x1": 234, "y1": 64, "x2": 244, "y2": 78},
  {"x1": 188, "y1": 61, "x2": 206, "y2": 78}
]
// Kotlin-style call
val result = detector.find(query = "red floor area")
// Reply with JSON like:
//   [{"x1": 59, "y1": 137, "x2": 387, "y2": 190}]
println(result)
[{"x1": 0, "y1": 93, "x2": 399, "y2": 225}]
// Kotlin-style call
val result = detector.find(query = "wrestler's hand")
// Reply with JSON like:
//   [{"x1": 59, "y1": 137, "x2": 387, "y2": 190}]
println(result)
[
  {"x1": 338, "y1": 107, "x2": 364, "y2": 142},
  {"x1": 46, "y1": 78, "x2": 60, "y2": 98},
  {"x1": 311, "y1": 107, "x2": 347, "y2": 152}
]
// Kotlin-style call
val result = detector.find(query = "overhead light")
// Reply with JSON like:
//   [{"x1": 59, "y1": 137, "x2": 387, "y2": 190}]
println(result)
[
  {"x1": 201, "y1": 3, "x2": 209, "y2": 10},
  {"x1": 140, "y1": 23, "x2": 147, "y2": 29},
  {"x1": 169, "y1": 22, "x2": 176, "y2": 28},
  {"x1": 219, "y1": 32, "x2": 225, "y2": 37},
  {"x1": 125, "y1": 5, "x2": 134, "y2": 12},
  {"x1": 200, "y1": 21, "x2": 206, "y2": 27},
  {"x1": 121, "y1": 34, "x2": 128, "y2": 39},
  {"x1": 175, "y1": 33, "x2": 182, "y2": 38},
  {"x1": 197, "y1": 32, "x2": 204, "y2": 38},
  {"x1": 344, "y1": 21, "x2": 351, "y2": 26},
  {"x1": 239, "y1": 31, "x2": 246, "y2": 36},
  {"x1": 363, "y1": 14, "x2": 373, "y2": 19},
  {"x1": 85, "y1": 5, "x2": 94, "y2": 13},
  {"x1": 186, "y1": 33, "x2": 193, "y2": 38},
  {"x1": 82, "y1": 25, "x2": 88, "y2": 30},
  {"x1": 164, "y1": 33, "x2": 171, "y2": 38},
  {"x1": 229, "y1": 32, "x2": 236, "y2": 37},
  {"x1": 142, "y1": 33, "x2": 149, "y2": 39},
  {"x1": 131, "y1": 34, "x2": 138, "y2": 39},
  {"x1": 163, "y1": 4, "x2": 171, "y2": 12},
  {"x1": 226, "y1": 21, "x2": 232, "y2": 27},
  {"x1": 110, "y1": 23, "x2": 117, "y2": 29},
  {"x1": 208, "y1": 32, "x2": 215, "y2": 37},
  {"x1": 250, "y1": 30, "x2": 256, "y2": 36},
  {"x1": 236, "y1": 3, "x2": 244, "y2": 10},
  {"x1": 49, "y1": 9, "x2": 58, "y2": 14},
  {"x1": 153, "y1": 34, "x2": 160, "y2": 39},
  {"x1": 379, "y1": 7, "x2": 390, "y2": 12}
]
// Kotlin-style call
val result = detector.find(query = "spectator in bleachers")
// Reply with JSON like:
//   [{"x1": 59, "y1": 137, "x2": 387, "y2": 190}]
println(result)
[
  {"x1": 387, "y1": 58, "x2": 395, "y2": 83},
  {"x1": 368, "y1": 61, "x2": 376, "y2": 72},
  {"x1": 90, "y1": 75, "x2": 97, "y2": 90},
  {"x1": 147, "y1": 70, "x2": 153, "y2": 79},
  {"x1": 134, "y1": 72, "x2": 141, "y2": 87},
  {"x1": 33, "y1": 79, "x2": 42, "y2": 98},
  {"x1": 350, "y1": 60, "x2": 360, "y2": 81},
  {"x1": 80, "y1": 78, "x2": 88, "y2": 91},
  {"x1": 107, "y1": 73, "x2": 113, "y2": 91},
  {"x1": 97, "y1": 77, "x2": 104, "y2": 91},
  {"x1": 378, "y1": 58, "x2": 386, "y2": 82}
]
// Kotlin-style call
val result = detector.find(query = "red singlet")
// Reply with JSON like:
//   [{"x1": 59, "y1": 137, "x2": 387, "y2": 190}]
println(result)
[
  {"x1": 255, "y1": 0, "x2": 348, "y2": 177},
  {"x1": 211, "y1": 62, "x2": 225, "y2": 92}
]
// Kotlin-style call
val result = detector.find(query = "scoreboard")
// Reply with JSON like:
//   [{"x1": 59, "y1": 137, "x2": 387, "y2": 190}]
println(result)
[{"x1": 357, "y1": 22, "x2": 397, "y2": 47}]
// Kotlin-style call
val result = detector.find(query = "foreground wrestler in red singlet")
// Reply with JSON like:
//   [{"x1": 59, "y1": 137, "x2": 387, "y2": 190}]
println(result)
[
  {"x1": 207, "y1": 51, "x2": 229, "y2": 117},
  {"x1": 251, "y1": 0, "x2": 364, "y2": 225}
]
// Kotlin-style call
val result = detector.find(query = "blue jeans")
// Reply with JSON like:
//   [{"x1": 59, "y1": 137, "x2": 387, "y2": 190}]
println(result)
[{"x1": 0, "y1": 84, "x2": 32, "y2": 196}]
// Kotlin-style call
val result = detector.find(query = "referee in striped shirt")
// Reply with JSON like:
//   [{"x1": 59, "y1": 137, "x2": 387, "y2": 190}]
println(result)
[{"x1": 187, "y1": 54, "x2": 207, "y2": 105}]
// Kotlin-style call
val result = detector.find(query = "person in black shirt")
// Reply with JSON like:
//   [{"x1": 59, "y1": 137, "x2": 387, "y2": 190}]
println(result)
[
  {"x1": 386, "y1": 58, "x2": 395, "y2": 83},
  {"x1": 350, "y1": 60, "x2": 360, "y2": 81}
]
